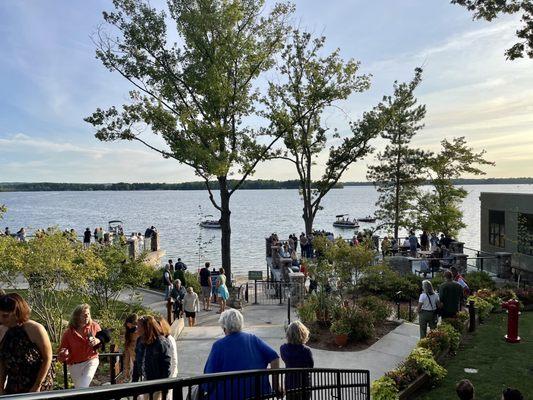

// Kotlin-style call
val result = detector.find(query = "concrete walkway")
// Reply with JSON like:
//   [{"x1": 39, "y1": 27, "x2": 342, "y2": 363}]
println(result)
[{"x1": 174, "y1": 302, "x2": 420, "y2": 383}]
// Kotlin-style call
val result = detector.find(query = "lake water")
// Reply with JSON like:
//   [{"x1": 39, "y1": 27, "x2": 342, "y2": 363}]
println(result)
[{"x1": 1, "y1": 184, "x2": 533, "y2": 275}]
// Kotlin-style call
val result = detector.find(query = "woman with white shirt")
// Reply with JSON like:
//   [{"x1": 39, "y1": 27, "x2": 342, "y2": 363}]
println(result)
[{"x1": 416, "y1": 280, "x2": 440, "y2": 338}]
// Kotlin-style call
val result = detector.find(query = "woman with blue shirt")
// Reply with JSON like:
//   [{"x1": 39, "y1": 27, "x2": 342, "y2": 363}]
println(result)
[{"x1": 203, "y1": 309, "x2": 281, "y2": 399}]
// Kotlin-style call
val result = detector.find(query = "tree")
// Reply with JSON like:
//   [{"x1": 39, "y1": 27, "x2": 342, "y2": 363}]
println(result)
[
  {"x1": 367, "y1": 68, "x2": 429, "y2": 240},
  {"x1": 264, "y1": 31, "x2": 379, "y2": 233},
  {"x1": 0, "y1": 235, "x2": 25, "y2": 289},
  {"x1": 82, "y1": 244, "x2": 153, "y2": 312},
  {"x1": 416, "y1": 137, "x2": 494, "y2": 237},
  {"x1": 85, "y1": 0, "x2": 294, "y2": 283},
  {"x1": 0, "y1": 204, "x2": 5, "y2": 219},
  {"x1": 19, "y1": 232, "x2": 97, "y2": 343},
  {"x1": 451, "y1": 0, "x2": 533, "y2": 59}
]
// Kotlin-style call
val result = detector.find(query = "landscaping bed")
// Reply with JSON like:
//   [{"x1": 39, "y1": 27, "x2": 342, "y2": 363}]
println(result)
[{"x1": 306, "y1": 319, "x2": 401, "y2": 351}]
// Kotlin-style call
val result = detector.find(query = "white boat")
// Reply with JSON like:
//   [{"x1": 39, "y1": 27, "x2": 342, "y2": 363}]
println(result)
[
  {"x1": 332, "y1": 214, "x2": 359, "y2": 229},
  {"x1": 200, "y1": 220, "x2": 221, "y2": 229}
]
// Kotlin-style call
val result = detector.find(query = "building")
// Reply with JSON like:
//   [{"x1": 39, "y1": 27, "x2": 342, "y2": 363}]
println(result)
[{"x1": 480, "y1": 192, "x2": 533, "y2": 277}]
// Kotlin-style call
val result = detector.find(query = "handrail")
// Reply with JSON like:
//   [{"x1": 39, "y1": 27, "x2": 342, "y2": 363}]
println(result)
[{"x1": 0, "y1": 368, "x2": 371, "y2": 399}]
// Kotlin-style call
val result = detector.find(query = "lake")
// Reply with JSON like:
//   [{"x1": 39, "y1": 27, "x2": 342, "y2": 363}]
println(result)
[{"x1": 1, "y1": 184, "x2": 533, "y2": 275}]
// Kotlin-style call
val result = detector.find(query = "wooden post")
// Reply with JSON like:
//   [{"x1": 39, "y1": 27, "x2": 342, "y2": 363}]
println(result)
[
  {"x1": 63, "y1": 362, "x2": 68, "y2": 389},
  {"x1": 167, "y1": 298, "x2": 174, "y2": 325},
  {"x1": 469, "y1": 300, "x2": 476, "y2": 332},
  {"x1": 109, "y1": 344, "x2": 118, "y2": 385}
]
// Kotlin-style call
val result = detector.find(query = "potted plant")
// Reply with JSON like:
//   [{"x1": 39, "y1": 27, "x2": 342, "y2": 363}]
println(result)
[{"x1": 330, "y1": 318, "x2": 351, "y2": 347}]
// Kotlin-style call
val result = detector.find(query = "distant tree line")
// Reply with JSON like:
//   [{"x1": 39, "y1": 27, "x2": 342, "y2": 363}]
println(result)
[
  {"x1": 0, "y1": 180, "x2": 342, "y2": 192},
  {"x1": 0, "y1": 177, "x2": 531, "y2": 192}
]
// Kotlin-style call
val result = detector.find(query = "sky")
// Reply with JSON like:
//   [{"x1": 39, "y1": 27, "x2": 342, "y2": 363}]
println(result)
[{"x1": 1, "y1": 0, "x2": 532, "y2": 183}]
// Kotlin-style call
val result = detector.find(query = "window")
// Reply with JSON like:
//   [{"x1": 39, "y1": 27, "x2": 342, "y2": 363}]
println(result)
[
  {"x1": 518, "y1": 213, "x2": 533, "y2": 255},
  {"x1": 488, "y1": 210, "x2": 505, "y2": 248}
]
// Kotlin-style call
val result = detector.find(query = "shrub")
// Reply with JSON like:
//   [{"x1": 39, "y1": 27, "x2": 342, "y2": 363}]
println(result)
[
  {"x1": 148, "y1": 267, "x2": 166, "y2": 291},
  {"x1": 385, "y1": 368, "x2": 418, "y2": 391},
  {"x1": 297, "y1": 299, "x2": 317, "y2": 325},
  {"x1": 430, "y1": 274, "x2": 445, "y2": 289},
  {"x1": 371, "y1": 376, "x2": 399, "y2": 400},
  {"x1": 404, "y1": 347, "x2": 446, "y2": 383},
  {"x1": 464, "y1": 271, "x2": 495, "y2": 292},
  {"x1": 474, "y1": 289, "x2": 501, "y2": 311},
  {"x1": 184, "y1": 271, "x2": 202, "y2": 294},
  {"x1": 438, "y1": 322, "x2": 461, "y2": 352},
  {"x1": 417, "y1": 329, "x2": 450, "y2": 357},
  {"x1": 343, "y1": 306, "x2": 375, "y2": 341},
  {"x1": 398, "y1": 304, "x2": 418, "y2": 322},
  {"x1": 330, "y1": 318, "x2": 351, "y2": 335},
  {"x1": 467, "y1": 294, "x2": 493, "y2": 319},
  {"x1": 357, "y1": 295, "x2": 392, "y2": 323},
  {"x1": 358, "y1": 265, "x2": 421, "y2": 301},
  {"x1": 494, "y1": 288, "x2": 517, "y2": 302},
  {"x1": 516, "y1": 287, "x2": 533, "y2": 306}
]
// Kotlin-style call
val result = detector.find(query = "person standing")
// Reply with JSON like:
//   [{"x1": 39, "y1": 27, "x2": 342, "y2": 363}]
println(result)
[
  {"x1": 163, "y1": 265, "x2": 173, "y2": 301},
  {"x1": 420, "y1": 230, "x2": 429, "y2": 251},
  {"x1": 280, "y1": 321, "x2": 314, "y2": 400},
  {"x1": 122, "y1": 314, "x2": 139, "y2": 383},
  {"x1": 204, "y1": 310, "x2": 282, "y2": 399},
  {"x1": 170, "y1": 279, "x2": 186, "y2": 319},
  {"x1": 450, "y1": 266, "x2": 471, "y2": 298},
  {"x1": 199, "y1": 262, "x2": 212, "y2": 311},
  {"x1": 83, "y1": 228, "x2": 91, "y2": 249},
  {"x1": 408, "y1": 231, "x2": 418, "y2": 258},
  {"x1": 299, "y1": 233, "x2": 307, "y2": 258},
  {"x1": 416, "y1": 280, "x2": 439, "y2": 338},
  {"x1": 183, "y1": 287, "x2": 200, "y2": 327},
  {"x1": 455, "y1": 379, "x2": 475, "y2": 400},
  {"x1": 216, "y1": 268, "x2": 229, "y2": 314},
  {"x1": 0, "y1": 293, "x2": 54, "y2": 395},
  {"x1": 438, "y1": 270, "x2": 463, "y2": 318},
  {"x1": 58, "y1": 304, "x2": 101, "y2": 388},
  {"x1": 165, "y1": 259, "x2": 175, "y2": 275},
  {"x1": 132, "y1": 316, "x2": 171, "y2": 400}
]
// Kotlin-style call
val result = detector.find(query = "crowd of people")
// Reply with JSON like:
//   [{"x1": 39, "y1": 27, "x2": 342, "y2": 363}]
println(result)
[{"x1": 1, "y1": 227, "x2": 27, "y2": 242}]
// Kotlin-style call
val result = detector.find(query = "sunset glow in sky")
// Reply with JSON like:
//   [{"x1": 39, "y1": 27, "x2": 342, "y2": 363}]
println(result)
[{"x1": 1, "y1": 0, "x2": 532, "y2": 183}]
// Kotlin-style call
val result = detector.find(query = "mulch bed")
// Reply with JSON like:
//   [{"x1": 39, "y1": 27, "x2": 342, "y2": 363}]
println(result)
[{"x1": 306, "y1": 320, "x2": 401, "y2": 352}]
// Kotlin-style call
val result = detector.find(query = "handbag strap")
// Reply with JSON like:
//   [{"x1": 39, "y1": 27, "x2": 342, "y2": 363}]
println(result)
[{"x1": 426, "y1": 293, "x2": 436, "y2": 310}]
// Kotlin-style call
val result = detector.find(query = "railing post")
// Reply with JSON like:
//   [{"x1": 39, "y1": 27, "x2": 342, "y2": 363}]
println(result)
[
  {"x1": 408, "y1": 298, "x2": 412, "y2": 321},
  {"x1": 480, "y1": 257, "x2": 484, "y2": 272},
  {"x1": 287, "y1": 295, "x2": 291, "y2": 325},
  {"x1": 396, "y1": 301, "x2": 401, "y2": 320},
  {"x1": 469, "y1": 300, "x2": 476, "y2": 332},
  {"x1": 279, "y1": 282, "x2": 283, "y2": 305},
  {"x1": 254, "y1": 280, "x2": 258, "y2": 304},
  {"x1": 245, "y1": 282, "x2": 249, "y2": 302},
  {"x1": 63, "y1": 362, "x2": 68, "y2": 389},
  {"x1": 336, "y1": 370, "x2": 342, "y2": 400},
  {"x1": 167, "y1": 298, "x2": 174, "y2": 325},
  {"x1": 254, "y1": 374, "x2": 261, "y2": 400},
  {"x1": 109, "y1": 344, "x2": 117, "y2": 385}
]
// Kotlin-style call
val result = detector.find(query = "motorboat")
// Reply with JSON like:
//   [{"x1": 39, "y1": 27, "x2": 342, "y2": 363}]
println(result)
[
  {"x1": 108, "y1": 220, "x2": 124, "y2": 235},
  {"x1": 200, "y1": 219, "x2": 221, "y2": 229},
  {"x1": 332, "y1": 214, "x2": 359, "y2": 229},
  {"x1": 358, "y1": 216, "x2": 377, "y2": 223}
]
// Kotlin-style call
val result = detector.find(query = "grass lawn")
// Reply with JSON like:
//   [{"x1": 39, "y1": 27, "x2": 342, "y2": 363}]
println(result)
[{"x1": 416, "y1": 311, "x2": 533, "y2": 400}]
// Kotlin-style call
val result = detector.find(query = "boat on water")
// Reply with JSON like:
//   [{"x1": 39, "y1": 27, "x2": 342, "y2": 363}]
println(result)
[
  {"x1": 332, "y1": 214, "x2": 359, "y2": 229},
  {"x1": 200, "y1": 219, "x2": 221, "y2": 229},
  {"x1": 358, "y1": 216, "x2": 377, "y2": 223}
]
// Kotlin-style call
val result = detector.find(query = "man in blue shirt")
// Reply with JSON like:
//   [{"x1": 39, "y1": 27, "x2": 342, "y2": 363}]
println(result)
[{"x1": 203, "y1": 309, "x2": 281, "y2": 399}]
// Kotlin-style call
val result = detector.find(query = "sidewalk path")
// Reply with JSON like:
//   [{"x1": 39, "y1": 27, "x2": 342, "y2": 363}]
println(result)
[{"x1": 174, "y1": 303, "x2": 419, "y2": 382}]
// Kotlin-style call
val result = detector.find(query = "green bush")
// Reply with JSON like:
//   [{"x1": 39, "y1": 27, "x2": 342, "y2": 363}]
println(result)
[
  {"x1": 404, "y1": 347, "x2": 446, "y2": 383},
  {"x1": 148, "y1": 267, "x2": 166, "y2": 291},
  {"x1": 474, "y1": 289, "x2": 501, "y2": 311},
  {"x1": 343, "y1": 306, "x2": 375, "y2": 341},
  {"x1": 464, "y1": 271, "x2": 495, "y2": 292},
  {"x1": 183, "y1": 271, "x2": 202, "y2": 294},
  {"x1": 357, "y1": 295, "x2": 392, "y2": 323},
  {"x1": 297, "y1": 299, "x2": 317, "y2": 325},
  {"x1": 371, "y1": 376, "x2": 399, "y2": 400},
  {"x1": 438, "y1": 322, "x2": 461, "y2": 352},
  {"x1": 417, "y1": 329, "x2": 450, "y2": 357},
  {"x1": 467, "y1": 294, "x2": 493, "y2": 319},
  {"x1": 358, "y1": 265, "x2": 421, "y2": 301},
  {"x1": 330, "y1": 318, "x2": 351, "y2": 335}
]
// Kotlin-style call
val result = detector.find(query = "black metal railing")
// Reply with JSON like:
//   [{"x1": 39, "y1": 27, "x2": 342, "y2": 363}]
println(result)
[
  {"x1": 1, "y1": 368, "x2": 370, "y2": 400},
  {"x1": 245, "y1": 280, "x2": 303, "y2": 306}
]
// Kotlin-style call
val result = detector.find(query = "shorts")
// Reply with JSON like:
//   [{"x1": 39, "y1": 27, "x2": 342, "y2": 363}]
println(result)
[
  {"x1": 201, "y1": 286, "x2": 211, "y2": 299},
  {"x1": 185, "y1": 311, "x2": 196, "y2": 318}
]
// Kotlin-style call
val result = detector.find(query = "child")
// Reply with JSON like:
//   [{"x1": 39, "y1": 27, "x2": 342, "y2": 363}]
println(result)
[{"x1": 183, "y1": 287, "x2": 199, "y2": 327}]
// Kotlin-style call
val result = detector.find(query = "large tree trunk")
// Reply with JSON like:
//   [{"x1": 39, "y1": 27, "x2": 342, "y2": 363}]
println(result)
[
  {"x1": 303, "y1": 203, "x2": 314, "y2": 235},
  {"x1": 218, "y1": 177, "x2": 232, "y2": 286}
]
